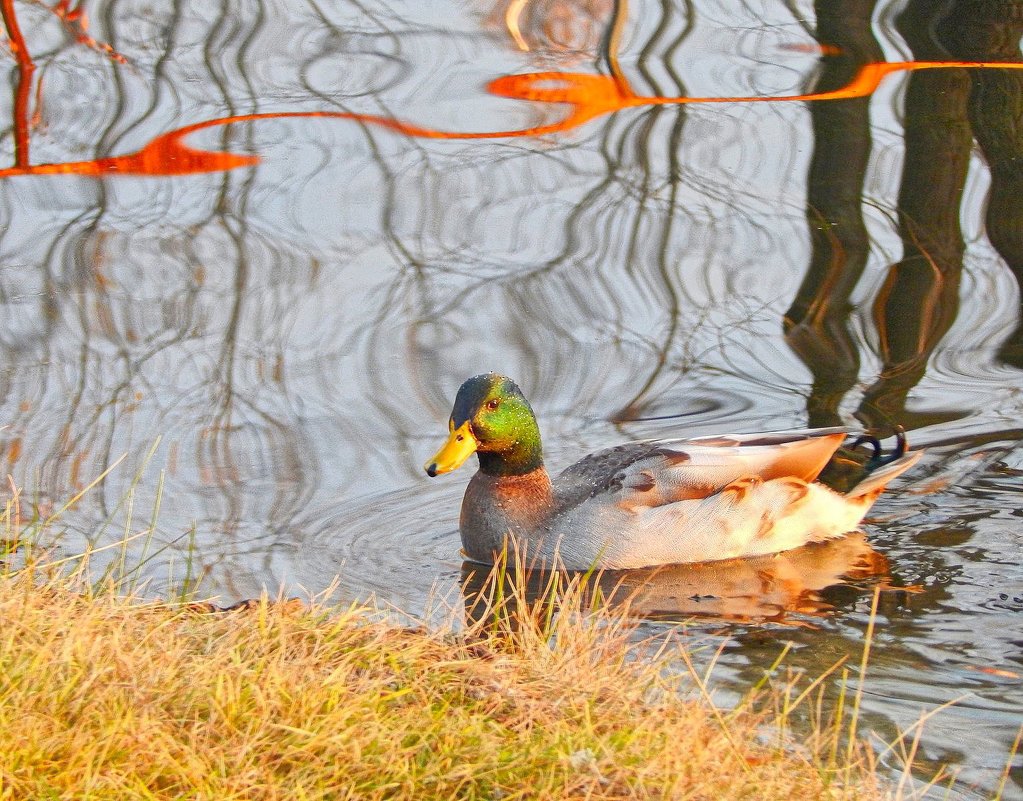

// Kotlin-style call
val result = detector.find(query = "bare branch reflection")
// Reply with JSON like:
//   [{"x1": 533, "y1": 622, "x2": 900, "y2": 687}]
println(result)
[{"x1": 0, "y1": 4, "x2": 1020, "y2": 791}]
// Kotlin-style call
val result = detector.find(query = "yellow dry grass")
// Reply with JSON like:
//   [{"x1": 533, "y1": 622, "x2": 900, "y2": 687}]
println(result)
[{"x1": 0, "y1": 560, "x2": 908, "y2": 801}]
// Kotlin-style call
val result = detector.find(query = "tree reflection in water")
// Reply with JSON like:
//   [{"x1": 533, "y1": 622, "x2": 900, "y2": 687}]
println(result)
[
  {"x1": 787, "y1": 0, "x2": 1023, "y2": 434},
  {"x1": 0, "y1": 2, "x2": 1020, "y2": 793}
]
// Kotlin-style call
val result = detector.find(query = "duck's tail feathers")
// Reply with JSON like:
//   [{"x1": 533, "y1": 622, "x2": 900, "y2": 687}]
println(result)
[{"x1": 846, "y1": 450, "x2": 924, "y2": 499}]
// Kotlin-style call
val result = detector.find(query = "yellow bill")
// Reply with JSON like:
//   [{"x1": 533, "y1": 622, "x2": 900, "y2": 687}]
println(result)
[{"x1": 424, "y1": 421, "x2": 478, "y2": 476}]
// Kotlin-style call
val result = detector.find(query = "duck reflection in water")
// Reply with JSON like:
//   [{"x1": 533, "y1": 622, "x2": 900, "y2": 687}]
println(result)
[
  {"x1": 459, "y1": 532, "x2": 891, "y2": 627},
  {"x1": 785, "y1": 0, "x2": 1023, "y2": 434}
]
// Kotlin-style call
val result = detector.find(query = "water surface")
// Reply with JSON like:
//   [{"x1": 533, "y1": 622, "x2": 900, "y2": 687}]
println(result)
[{"x1": 0, "y1": 0, "x2": 1021, "y2": 796}]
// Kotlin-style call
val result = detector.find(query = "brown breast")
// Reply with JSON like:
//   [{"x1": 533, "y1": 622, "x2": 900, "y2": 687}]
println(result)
[{"x1": 460, "y1": 468, "x2": 555, "y2": 562}]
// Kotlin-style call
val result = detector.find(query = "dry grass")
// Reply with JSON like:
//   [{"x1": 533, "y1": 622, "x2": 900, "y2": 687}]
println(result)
[{"x1": 0, "y1": 561, "x2": 913, "y2": 801}]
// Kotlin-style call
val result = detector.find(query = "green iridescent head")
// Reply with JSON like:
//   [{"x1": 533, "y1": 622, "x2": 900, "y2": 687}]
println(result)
[{"x1": 424, "y1": 374, "x2": 544, "y2": 478}]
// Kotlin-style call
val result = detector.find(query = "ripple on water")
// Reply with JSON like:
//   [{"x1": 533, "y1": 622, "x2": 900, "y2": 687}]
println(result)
[{"x1": 285, "y1": 482, "x2": 466, "y2": 615}]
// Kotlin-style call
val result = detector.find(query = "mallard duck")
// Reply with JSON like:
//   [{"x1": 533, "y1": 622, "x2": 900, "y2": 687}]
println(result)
[{"x1": 424, "y1": 373, "x2": 923, "y2": 570}]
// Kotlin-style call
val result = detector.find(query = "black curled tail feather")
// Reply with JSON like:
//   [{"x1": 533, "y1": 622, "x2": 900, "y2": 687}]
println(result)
[
  {"x1": 857, "y1": 426, "x2": 907, "y2": 473},
  {"x1": 817, "y1": 427, "x2": 916, "y2": 496},
  {"x1": 845, "y1": 426, "x2": 921, "y2": 500}
]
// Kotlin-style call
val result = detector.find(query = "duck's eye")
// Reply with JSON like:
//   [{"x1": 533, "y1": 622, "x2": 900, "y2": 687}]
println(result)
[{"x1": 485, "y1": 399, "x2": 500, "y2": 411}]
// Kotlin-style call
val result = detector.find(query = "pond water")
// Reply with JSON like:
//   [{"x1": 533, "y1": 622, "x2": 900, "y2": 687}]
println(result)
[{"x1": 1, "y1": 0, "x2": 1021, "y2": 796}]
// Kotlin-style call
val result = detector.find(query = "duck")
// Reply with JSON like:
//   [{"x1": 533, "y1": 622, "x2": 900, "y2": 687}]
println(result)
[{"x1": 424, "y1": 373, "x2": 923, "y2": 570}]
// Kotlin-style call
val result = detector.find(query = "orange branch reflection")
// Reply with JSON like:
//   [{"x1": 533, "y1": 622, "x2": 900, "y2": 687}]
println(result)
[
  {"x1": 1, "y1": 0, "x2": 36, "y2": 168},
  {"x1": 51, "y1": 0, "x2": 129, "y2": 66},
  {"x1": 1, "y1": 59, "x2": 1022, "y2": 179}
]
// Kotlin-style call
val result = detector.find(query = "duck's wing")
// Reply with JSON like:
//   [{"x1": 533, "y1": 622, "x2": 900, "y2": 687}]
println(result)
[{"x1": 553, "y1": 428, "x2": 848, "y2": 513}]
